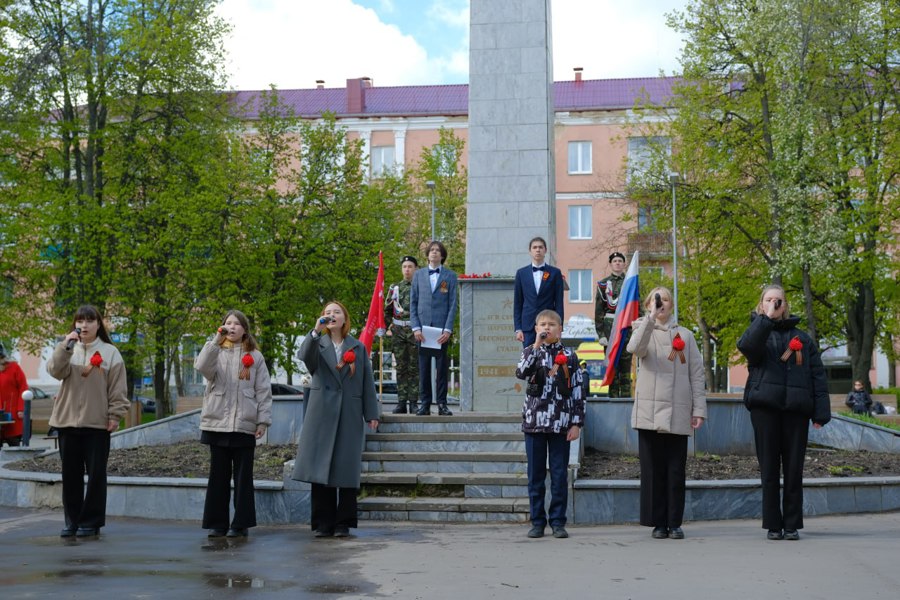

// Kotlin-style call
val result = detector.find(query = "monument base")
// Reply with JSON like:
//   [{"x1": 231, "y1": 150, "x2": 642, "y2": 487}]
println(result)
[{"x1": 459, "y1": 278, "x2": 525, "y2": 412}]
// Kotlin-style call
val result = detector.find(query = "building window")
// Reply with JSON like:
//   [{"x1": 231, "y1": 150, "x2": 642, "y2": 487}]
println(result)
[
  {"x1": 371, "y1": 145, "x2": 395, "y2": 178},
  {"x1": 567, "y1": 141, "x2": 592, "y2": 174},
  {"x1": 638, "y1": 204, "x2": 654, "y2": 231},
  {"x1": 568, "y1": 205, "x2": 592, "y2": 239},
  {"x1": 568, "y1": 269, "x2": 593, "y2": 303},
  {"x1": 627, "y1": 136, "x2": 671, "y2": 185}
]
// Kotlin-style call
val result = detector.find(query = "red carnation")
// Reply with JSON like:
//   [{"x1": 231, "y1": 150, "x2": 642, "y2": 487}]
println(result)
[
  {"x1": 338, "y1": 349, "x2": 357, "y2": 376},
  {"x1": 781, "y1": 336, "x2": 804, "y2": 365},
  {"x1": 239, "y1": 352, "x2": 254, "y2": 380},
  {"x1": 554, "y1": 354, "x2": 567, "y2": 365},
  {"x1": 82, "y1": 351, "x2": 103, "y2": 377},
  {"x1": 668, "y1": 333, "x2": 687, "y2": 363}
]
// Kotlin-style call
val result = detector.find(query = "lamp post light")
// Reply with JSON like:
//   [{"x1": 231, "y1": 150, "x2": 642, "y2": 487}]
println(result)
[
  {"x1": 426, "y1": 180, "x2": 436, "y2": 241},
  {"x1": 669, "y1": 172, "x2": 681, "y2": 323}
]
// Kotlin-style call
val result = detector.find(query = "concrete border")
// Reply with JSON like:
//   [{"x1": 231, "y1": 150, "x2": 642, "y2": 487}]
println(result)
[{"x1": 3, "y1": 459, "x2": 899, "y2": 525}]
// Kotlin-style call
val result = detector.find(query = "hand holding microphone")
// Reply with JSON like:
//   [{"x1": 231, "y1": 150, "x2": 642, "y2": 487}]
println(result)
[
  {"x1": 316, "y1": 316, "x2": 334, "y2": 334},
  {"x1": 65, "y1": 327, "x2": 82, "y2": 351},
  {"x1": 217, "y1": 326, "x2": 231, "y2": 339}
]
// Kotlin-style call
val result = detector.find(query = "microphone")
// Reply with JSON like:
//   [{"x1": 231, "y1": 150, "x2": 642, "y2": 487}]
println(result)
[
  {"x1": 319, "y1": 316, "x2": 334, "y2": 325},
  {"x1": 539, "y1": 332, "x2": 548, "y2": 340},
  {"x1": 217, "y1": 326, "x2": 231, "y2": 335},
  {"x1": 65, "y1": 328, "x2": 81, "y2": 351},
  {"x1": 655, "y1": 293, "x2": 662, "y2": 309},
  {"x1": 774, "y1": 299, "x2": 782, "y2": 310}
]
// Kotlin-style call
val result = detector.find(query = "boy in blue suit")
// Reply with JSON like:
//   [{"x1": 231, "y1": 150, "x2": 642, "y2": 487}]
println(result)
[
  {"x1": 514, "y1": 237, "x2": 565, "y2": 347},
  {"x1": 410, "y1": 241, "x2": 458, "y2": 416}
]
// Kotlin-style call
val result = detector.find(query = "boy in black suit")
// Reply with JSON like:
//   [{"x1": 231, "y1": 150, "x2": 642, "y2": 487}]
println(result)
[{"x1": 514, "y1": 237, "x2": 565, "y2": 347}]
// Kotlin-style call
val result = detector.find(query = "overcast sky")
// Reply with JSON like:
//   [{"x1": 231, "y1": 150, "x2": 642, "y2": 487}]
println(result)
[{"x1": 215, "y1": 0, "x2": 689, "y2": 91}]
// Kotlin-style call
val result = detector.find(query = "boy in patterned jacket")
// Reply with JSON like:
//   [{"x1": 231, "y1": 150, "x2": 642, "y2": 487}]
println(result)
[{"x1": 515, "y1": 309, "x2": 584, "y2": 539}]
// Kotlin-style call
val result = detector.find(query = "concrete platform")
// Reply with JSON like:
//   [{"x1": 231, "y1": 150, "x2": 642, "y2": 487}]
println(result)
[{"x1": 2, "y1": 506, "x2": 899, "y2": 599}]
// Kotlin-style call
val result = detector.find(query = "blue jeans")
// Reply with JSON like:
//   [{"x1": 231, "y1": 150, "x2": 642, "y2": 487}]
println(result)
[{"x1": 524, "y1": 432, "x2": 570, "y2": 528}]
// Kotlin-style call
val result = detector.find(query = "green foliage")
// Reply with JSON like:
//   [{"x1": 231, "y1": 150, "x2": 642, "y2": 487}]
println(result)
[{"x1": 626, "y1": 0, "x2": 900, "y2": 386}]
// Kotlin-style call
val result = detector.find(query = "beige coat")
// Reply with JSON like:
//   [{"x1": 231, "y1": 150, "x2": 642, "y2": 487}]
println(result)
[
  {"x1": 195, "y1": 341, "x2": 272, "y2": 435},
  {"x1": 626, "y1": 316, "x2": 706, "y2": 435},
  {"x1": 47, "y1": 340, "x2": 130, "y2": 430}
]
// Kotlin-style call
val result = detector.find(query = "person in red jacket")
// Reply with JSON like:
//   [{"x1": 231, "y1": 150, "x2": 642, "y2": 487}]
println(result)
[{"x1": 0, "y1": 343, "x2": 29, "y2": 447}]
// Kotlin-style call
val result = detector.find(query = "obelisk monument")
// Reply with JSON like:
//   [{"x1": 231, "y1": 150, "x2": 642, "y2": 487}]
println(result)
[{"x1": 460, "y1": 0, "x2": 556, "y2": 411}]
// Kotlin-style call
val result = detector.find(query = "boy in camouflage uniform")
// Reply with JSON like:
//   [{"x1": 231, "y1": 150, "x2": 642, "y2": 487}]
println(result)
[
  {"x1": 386, "y1": 256, "x2": 419, "y2": 413},
  {"x1": 595, "y1": 251, "x2": 633, "y2": 398}
]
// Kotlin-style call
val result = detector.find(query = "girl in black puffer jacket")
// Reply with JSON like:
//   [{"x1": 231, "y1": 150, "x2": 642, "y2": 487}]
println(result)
[{"x1": 737, "y1": 284, "x2": 830, "y2": 541}]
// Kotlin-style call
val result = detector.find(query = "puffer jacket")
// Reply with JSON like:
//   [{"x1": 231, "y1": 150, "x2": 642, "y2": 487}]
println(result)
[
  {"x1": 626, "y1": 316, "x2": 706, "y2": 435},
  {"x1": 46, "y1": 339, "x2": 130, "y2": 430},
  {"x1": 195, "y1": 340, "x2": 272, "y2": 435},
  {"x1": 736, "y1": 313, "x2": 831, "y2": 425}
]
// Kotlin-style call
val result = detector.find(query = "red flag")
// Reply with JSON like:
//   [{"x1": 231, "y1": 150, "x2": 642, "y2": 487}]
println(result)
[{"x1": 359, "y1": 252, "x2": 385, "y2": 354}]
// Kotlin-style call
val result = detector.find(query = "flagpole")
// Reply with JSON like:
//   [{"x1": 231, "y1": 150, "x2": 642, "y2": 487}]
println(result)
[{"x1": 379, "y1": 336, "x2": 384, "y2": 399}]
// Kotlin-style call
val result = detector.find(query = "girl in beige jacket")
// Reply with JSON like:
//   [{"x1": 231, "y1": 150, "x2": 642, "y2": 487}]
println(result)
[{"x1": 627, "y1": 287, "x2": 706, "y2": 540}]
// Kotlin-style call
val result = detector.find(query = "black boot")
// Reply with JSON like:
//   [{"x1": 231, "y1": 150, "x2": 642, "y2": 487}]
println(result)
[
  {"x1": 409, "y1": 401, "x2": 418, "y2": 414},
  {"x1": 392, "y1": 401, "x2": 408, "y2": 414}
]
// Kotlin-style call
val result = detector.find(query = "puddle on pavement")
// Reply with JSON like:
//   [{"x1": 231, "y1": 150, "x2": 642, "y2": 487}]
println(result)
[
  {"x1": 305, "y1": 583, "x2": 360, "y2": 594},
  {"x1": 204, "y1": 573, "x2": 265, "y2": 588}
]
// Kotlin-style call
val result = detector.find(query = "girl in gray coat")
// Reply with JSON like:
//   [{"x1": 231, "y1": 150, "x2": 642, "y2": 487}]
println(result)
[
  {"x1": 195, "y1": 310, "x2": 272, "y2": 539},
  {"x1": 292, "y1": 301, "x2": 380, "y2": 537},
  {"x1": 627, "y1": 287, "x2": 706, "y2": 540}
]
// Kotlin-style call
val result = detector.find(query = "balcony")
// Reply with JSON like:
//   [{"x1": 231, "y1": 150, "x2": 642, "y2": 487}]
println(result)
[{"x1": 626, "y1": 231, "x2": 671, "y2": 260}]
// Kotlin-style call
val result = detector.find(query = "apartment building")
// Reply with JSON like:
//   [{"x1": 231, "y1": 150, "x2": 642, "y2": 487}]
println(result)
[{"x1": 232, "y1": 74, "x2": 677, "y2": 328}]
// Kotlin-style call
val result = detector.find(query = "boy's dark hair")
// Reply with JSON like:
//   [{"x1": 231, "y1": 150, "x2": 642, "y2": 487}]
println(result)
[
  {"x1": 528, "y1": 237, "x2": 547, "y2": 249},
  {"x1": 534, "y1": 309, "x2": 562, "y2": 326},
  {"x1": 426, "y1": 241, "x2": 448, "y2": 264}
]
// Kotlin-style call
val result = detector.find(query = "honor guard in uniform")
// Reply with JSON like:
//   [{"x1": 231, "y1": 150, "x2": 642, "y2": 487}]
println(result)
[
  {"x1": 386, "y1": 256, "x2": 419, "y2": 414},
  {"x1": 595, "y1": 251, "x2": 633, "y2": 398}
]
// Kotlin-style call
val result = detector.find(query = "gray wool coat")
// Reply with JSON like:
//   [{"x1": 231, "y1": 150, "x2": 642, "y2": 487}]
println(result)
[{"x1": 291, "y1": 332, "x2": 380, "y2": 488}]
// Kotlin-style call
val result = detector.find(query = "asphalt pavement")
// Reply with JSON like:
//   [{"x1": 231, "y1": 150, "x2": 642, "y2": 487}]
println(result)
[{"x1": 1, "y1": 507, "x2": 898, "y2": 599}]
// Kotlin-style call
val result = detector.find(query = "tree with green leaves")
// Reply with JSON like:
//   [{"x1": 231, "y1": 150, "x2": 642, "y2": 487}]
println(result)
[{"x1": 641, "y1": 0, "x2": 900, "y2": 386}]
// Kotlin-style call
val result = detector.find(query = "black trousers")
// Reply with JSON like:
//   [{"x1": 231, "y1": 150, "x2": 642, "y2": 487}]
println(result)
[
  {"x1": 638, "y1": 429, "x2": 688, "y2": 529},
  {"x1": 58, "y1": 428, "x2": 111, "y2": 530},
  {"x1": 310, "y1": 483, "x2": 358, "y2": 532},
  {"x1": 203, "y1": 444, "x2": 257, "y2": 530},
  {"x1": 418, "y1": 344, "x2": 449, "y2": 409},
  {"x1": 750, "y1": 408, "x2": 809, "y2": 531}
]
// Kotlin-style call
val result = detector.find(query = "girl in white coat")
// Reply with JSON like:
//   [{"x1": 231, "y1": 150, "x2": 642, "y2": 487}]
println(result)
[{"x1": 627, "y1": 287, "x2": 706, "y2": 539}]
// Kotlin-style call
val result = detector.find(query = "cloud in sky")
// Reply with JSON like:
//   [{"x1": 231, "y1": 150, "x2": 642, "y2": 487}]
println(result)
[{"x1": 215, "y1": 0, "x2": 686, "y2": 91}]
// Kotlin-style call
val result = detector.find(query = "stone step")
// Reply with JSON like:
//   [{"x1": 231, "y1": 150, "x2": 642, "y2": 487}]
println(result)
[
  {"x1": 362, "y1": 451, "x2": 527, "y2": 474},
  {"x1": 361, "y1": 471, "x2": 529, "y2": 499},
  {"x1": 358, "y1": 496, "x2": 530, "y2": 523},
  {"x1": 374, "y1": 415, "x2": 522, "y2": 434},
  {"x1": 365, "y1": 432, "x2": 524, "y2": 453}
]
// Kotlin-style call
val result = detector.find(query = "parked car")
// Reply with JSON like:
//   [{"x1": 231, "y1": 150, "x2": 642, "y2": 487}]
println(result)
[
  {"x1": 136, "y1": 396, "x2": 157, "y2": 413},
  {"x1": 271, "y1": 383, "x2": 304, "y2": 402},
  {"x1": 28, "y1": 386, "x2": 53, "y2": 400}
]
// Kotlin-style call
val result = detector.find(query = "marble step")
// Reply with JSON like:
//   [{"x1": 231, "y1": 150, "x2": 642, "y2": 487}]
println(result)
[
  {"x1": 361, "y1": 471, "x2": 529, "y2": 499},
  {"x1": 375, "y1": 413, "x2": 522, "y2": 434},
  {"x1": 358, "y1": 496, "x2": 530, "y2": 523},
  {"x1": 362, "y1": 451, "x2": 527, "y2": 474},
  {"x1": 365, "y1": 432, "x2": 524, "y2": 453}
]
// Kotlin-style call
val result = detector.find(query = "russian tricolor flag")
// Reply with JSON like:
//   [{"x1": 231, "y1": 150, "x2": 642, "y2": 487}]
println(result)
[{"x1": 601, "y1": 251, "x2": 640, "y2": 388}]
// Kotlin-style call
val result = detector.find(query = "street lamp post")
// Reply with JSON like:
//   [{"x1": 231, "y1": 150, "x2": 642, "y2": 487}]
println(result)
[
  {"x1": 669, "y1": 172, "x2": 680, "y2": 322},
  {"x1": 426, "y1": 180, "x2": 436, "y2": 241}
]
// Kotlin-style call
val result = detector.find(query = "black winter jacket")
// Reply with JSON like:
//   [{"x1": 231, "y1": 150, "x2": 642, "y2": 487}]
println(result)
[{"x1": 736, "y1": 313, "x2": 831, "y2": 425}]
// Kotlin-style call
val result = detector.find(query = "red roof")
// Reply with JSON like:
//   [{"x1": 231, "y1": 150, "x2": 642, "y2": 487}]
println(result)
[{"x1": 230, "y1": 77, "x2": 679, "y2": 119}]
